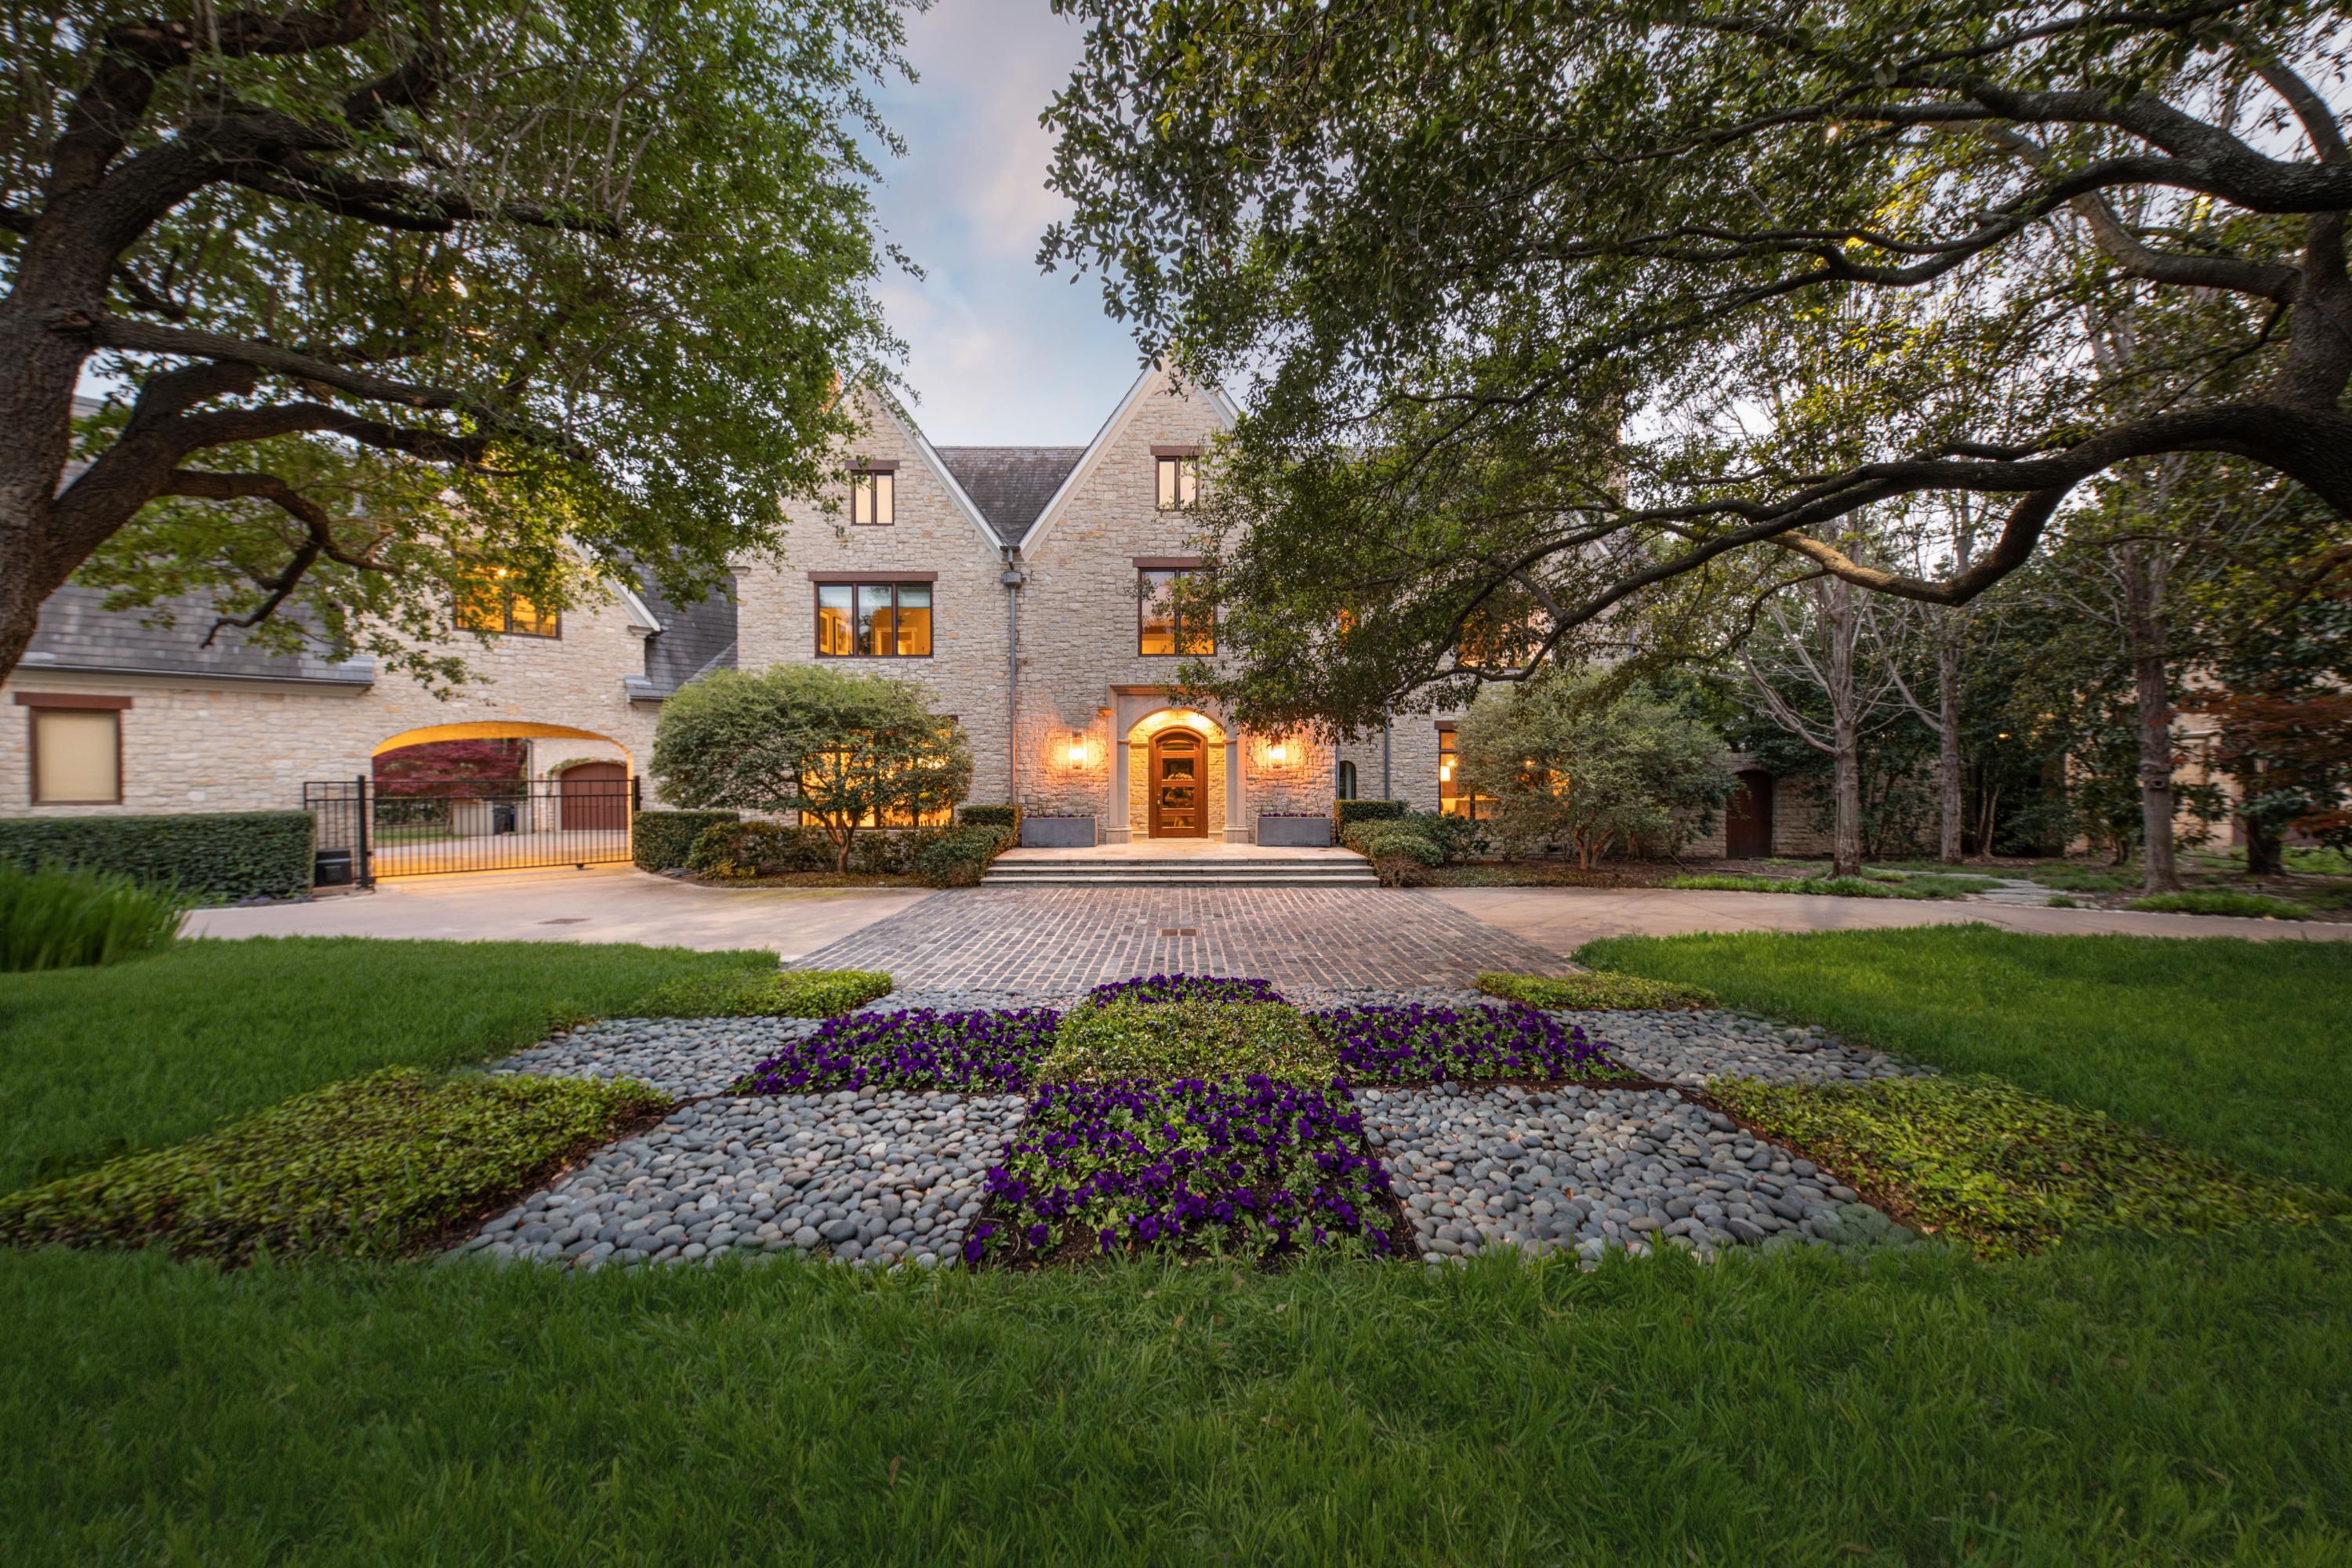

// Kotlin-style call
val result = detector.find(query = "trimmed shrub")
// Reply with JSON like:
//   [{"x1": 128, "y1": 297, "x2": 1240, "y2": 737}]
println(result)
[
  {"x1": 684, "y1": 821, "x2": 833, "y2": 880},
  {"x1": 1041, "y1": 999, "x2": 1340, "y2": 1085},
  {"x1": 1335, "y1": 798, "x2": 1407, "y2": 828},
  {"x1": 0, "y1": 1068, "x2": 666, "y2": 1265},
  {"x1": 960, "y1": 804, "x2": 1020, "y2": 832},
  {"x1": 1477, "y1": 970, "x2": 1720, "y2": 1011},
  {"x1": 0, "y1": 811, "x2": 310, "y2": 905},
  {"x1": 1363, "y1": 825, "x2": 1443, "y2": 886},
  {"x1": 0, "y1": 862, "x2": 189, "y2": 972},
  {"x1": 914, "y1": 824, "x2": 1011, "y2": 887},
  {"x1": 639, "y1": 966, "x2": 892, "y2": 1018},
  {"x1": 1399, "y1": 809, "x2": 1482, "y2": 862},
  {"x1": 632, "y1": 808, "x2": 739, "y2": 871}
]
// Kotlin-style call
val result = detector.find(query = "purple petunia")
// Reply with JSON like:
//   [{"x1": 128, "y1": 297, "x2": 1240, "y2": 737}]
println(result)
[
  {"x1": 731, "y1": 1008, "x2": 1061, "y2": 1096},
  {"x1": 1086, "y1": 974, "x2": 1288, "y2": 1007},
  {"x1": 1313, "y1": 1001, "x2": 1621, "y2": 1084}
]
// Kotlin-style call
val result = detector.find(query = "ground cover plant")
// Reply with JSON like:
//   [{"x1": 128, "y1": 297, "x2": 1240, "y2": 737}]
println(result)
[
  {"x1": 639, "y1": 967, "x2": 892, "y2": 1019},
  {"x1": 731, "y1": 1009, "x2": 1062, "y2": 1097},
  {"x1": 1041, "y1": 1000, "x2": 1338, "y2": 1085},
  {"x1": 1476, "y1": 970, "x2": 1718, "y2": 1011},
  {"x1": 969, "y1": 1076, "x2": 1396, "y2": 1265},
  {"x1": 1316, "y1": 1003, "x2": 1622, "y2": 1085},
  {"x1": 2125, "y1": 889, "x2": 2311, "y2": 920},
  {"x1": 1664, "y1": 873, "x2": 1942, "y2": 899},
  {"x1": 1710, "y1": 1076, "x2": 2342, "y2": 1258},
  {"x1": 0, "y1": 1070, "x2": 665, "y2": 1265},
  {"x1": 0, "y1": 937, "x2": 770, "y2": 1193},
  {"x1": 1867, "y1": 870, "x2": 2005, "y2": 896},
  {"x1": 1085, "y1": 973, "x2": 1287, "y2": 1006},
  {"x1": 1579, "y1": 927, "x2": 2352, "y2": 1189},
  {"x1": 0, "y1": 862, "x2": 186, "y2": 972}
]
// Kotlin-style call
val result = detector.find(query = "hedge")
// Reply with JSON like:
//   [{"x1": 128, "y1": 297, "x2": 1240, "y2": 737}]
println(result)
[
  {"x1": 1335, "y1": 799, "x2": 1407, "y2": 827},
  {"x1": 0, "y1": 811, "x2": 312, "y2": 905},
  {"x1": 632, "y1": 809, "x2": 739, "y2": 872},
  {"x1": 959, "y1": 804, "x2": 1020, "y2": 832},
  {"x1": 914, "y1": 824, "x2": 1012, "y2": 887}
]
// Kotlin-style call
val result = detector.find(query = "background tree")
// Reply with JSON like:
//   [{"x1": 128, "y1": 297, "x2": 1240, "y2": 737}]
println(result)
[
  {"x1": 651, "y1": 666, "x2": 972, "y2": 875},
  {"x1": 2, "y1": 0, "x2": 912, "y2": 686},
  {"x1": 1455, "y1": 667, "x2": 1734, "y2": 869},
  {"x1": 1045, "y1": 0, "x2": 2352, "y2": 725}
]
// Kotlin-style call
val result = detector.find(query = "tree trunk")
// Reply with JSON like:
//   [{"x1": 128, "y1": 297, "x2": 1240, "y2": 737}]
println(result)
[
  {"x1": 2122, "y1": 546, "x2": 2180, "y2": 894},
  {"x1": 1824, "y1": 579, "x2": 1864, "y2": 878},
  {"x1": 834, "y1": 826, "x2": 855, "y2": 875},
  {"x1": 2243, "y1": 814, "x2": 2285, "y2": 877},
  {"x1": 1936, "y1": 637, "x2": 1964, "y2": 864},
  {"x1": 1831, "y1": 716, "x2": 1863, "y2": 879}
]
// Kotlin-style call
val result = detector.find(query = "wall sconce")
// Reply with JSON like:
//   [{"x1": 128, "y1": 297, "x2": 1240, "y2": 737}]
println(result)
[
  {"x1": 1267, "y1": 739, "x2": 1288, "y2": 766},
  {"x1": 1066, "y1": 734, "x2": 1089, "y2": 768}
]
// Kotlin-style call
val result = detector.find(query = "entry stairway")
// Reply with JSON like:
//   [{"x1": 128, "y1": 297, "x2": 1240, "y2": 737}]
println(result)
[{"x1": 981, "y1": 848, "x2": 1380, "y2": 888}]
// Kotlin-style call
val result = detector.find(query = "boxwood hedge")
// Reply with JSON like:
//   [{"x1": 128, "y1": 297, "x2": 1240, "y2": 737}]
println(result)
[
  {"x1": 631, "y1": 809, "x2": 739, "y2": 872},
  {"x1": 0, "y1": 811, "x2": 312, "y2": 905}
]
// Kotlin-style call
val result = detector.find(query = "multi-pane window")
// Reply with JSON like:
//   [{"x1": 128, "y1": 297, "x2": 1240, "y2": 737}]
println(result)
[
  {"x1": 1154, "y1": 454, "x2": 1199, "y2": 510},
  {"x1": 457, "y1": 590, "x2": 560, "y2": 637},
  {"x1": 1336, "y1": 760, "x2": 1358, "y2": 801},
  {"x1": 851, "y1": 467, "x2": 895, "y2": 526},
  {"x1": 816, "y1": 582, "x2": 932, "y2": 657},
  {"x1": 27, "y1": 703, "x2": 122, "y2": 804},
  {"x1": 1138, "y1": 568, "x2": 1213, "y2": 655},
  {"x1": 800, "y1": 743, "x2": 956, "y2": 827},
  {"x1": 1438, "y1": 727, "x2": 1492, "y2": 820}
]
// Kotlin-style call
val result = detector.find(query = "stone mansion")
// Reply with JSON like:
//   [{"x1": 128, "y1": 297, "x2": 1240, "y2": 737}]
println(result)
[{"x1": 2, "y1": 368, "x2": 1796, "y2": 853}]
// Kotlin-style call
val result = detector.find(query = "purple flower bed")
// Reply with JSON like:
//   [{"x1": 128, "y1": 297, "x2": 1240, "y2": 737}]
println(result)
[
  {"x1": 1315, "y1": 1002, "x2": 1621, "y2": 1084},
  {"x1": 1085, "y1": 973, "x2": 1287, "y2": 1007},
  {"x1": 966, "y1": 1076, "x2": 1398, "y2": 1264},
  {"x1": 730, "y1": 1008, "x2": 1062, "y2": 1096}
]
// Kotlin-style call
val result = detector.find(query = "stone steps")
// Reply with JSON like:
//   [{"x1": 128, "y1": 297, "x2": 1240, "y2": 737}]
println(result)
[{"x1": 982, "y1": 855, "x2": 1379, "y2": 888}]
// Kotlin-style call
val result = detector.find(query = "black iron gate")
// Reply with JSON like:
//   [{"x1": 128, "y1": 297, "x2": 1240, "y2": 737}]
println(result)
[{"x1": 304, "y1": 775, "x2": 637, "y2": 880}]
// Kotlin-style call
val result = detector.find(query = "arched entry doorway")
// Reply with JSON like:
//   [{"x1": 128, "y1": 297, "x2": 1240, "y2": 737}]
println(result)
[
  {"x1": 329, "y1": 721, "x2": 636, "y2": 877},
  {"x1": 1147, "y1": 729, "x2": 1207, "y2": 837}
]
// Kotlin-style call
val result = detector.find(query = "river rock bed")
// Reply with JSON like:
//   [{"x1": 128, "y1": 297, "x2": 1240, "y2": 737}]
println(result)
[
  {"x1": 489, "y1": 1016, "x2": 831, "y2": 1099},
  {"x1": 1581, "y1": 1010, "x2": 1927, "y2": 1086}
]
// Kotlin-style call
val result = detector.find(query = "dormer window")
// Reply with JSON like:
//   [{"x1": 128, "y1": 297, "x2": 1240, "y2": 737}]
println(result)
[
  {"x1": 1154, "y1": 449, "x2": 1200, "y2": 510},
  {"x1": 851, "y1": 463, "x2": 895, "y2": 526}
]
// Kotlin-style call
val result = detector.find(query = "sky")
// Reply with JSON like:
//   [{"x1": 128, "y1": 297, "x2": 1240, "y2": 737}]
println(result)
[{"x1": 862, "y1": 0, "x2": 1148, "y2": 446}]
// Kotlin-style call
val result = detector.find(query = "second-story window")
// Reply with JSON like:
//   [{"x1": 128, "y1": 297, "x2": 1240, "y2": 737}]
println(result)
[
  {"x1": 1139, "y1": 568, "x2": 1213, "y2": 655},
  {"x1": 1155, "y1": 453, "x2": 1199, "y2": 510},
  {"x1": 851, "y1": 466, "x2": 895, "y2": 525},
  {"x1": 816, "y1": 582, "x2": 931, "y2": 657},
  {"x1": 458, "y1": 589, "x2": 561, "y2": 637}
]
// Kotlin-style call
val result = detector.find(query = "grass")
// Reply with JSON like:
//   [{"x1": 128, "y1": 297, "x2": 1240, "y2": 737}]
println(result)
[
  {"x1": 637, "y1": 966, "x2": 891, "y2": 1018},
  {"x1": 0, "y1": 1070, "x2": 666, "y2": 1264},
  {"x1": 1664, "y1": 872, "x2": 1929, "y2": 898},
  {"x1": 2, "y1": 1235, "x2": 2349, "y2": 1563},
  {"x1": 1579, "y1": 926, "x2": 2352, "y2": 1190},
  {"x1": 1864, "y1": 868, "x2": 2007, "y2": 895},
  {"x1": 2126, "y1": 889, "x2": 2311, "y2": 920},
  {"x1": 1478, "y1": 969, "x2": 1719, "y2": 1010},
  {"x1": 2024, "y1": 862, "x2": 2145, "y2": 892},
  {"x1": 0, "y1": 861, "x2": 187, "y2": 971},
  {"x1": 0, "y1": 936, "x2": 771, "y2": 1192}
]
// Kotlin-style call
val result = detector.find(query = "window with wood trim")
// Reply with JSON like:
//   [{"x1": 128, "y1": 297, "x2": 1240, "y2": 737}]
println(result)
[
  {"x1": 457, "y1": 589, "x2": 560, "y2": 637},
  {"x1": 1138, "y1": 568, "x2": 1214, "y2": 655},
  {"x1": 1437, "y1": 727, "x2": 1491, "y2": 821},
  {"x1": 816, "y1": 582, "x2": 931, "y2": 657},
  {"x1": 851, "y1": 468, "x2": 895, "y2": 525},
  {"x1": 800, "y1": 744, "x2": 956, "y2": 826},
  {"x1": 1154, "y1": 454, "x2": 1199, "y2": 510},
  {"x1": 29, "y1": 706, "x2": 122, "y2": 804}
]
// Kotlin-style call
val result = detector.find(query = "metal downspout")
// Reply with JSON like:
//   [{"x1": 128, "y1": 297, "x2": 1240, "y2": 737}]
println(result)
[{"x1": 1002, "y1": 546, "x2": 1024, "y2": 804}]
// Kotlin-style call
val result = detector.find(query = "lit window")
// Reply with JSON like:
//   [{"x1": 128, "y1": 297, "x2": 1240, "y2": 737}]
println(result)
[
  {"x1": 1337, "y1": 760, "x2": 1357, "y2": 800},
  {"x1": 458, "y1": 590, "x2": 561, "y2": 638},
  {"x1": 800, "y1": 740, "x2": 957, "y2": 826},
  {"x1": 1139, "y1": 568, "x2": 1214, "y2": 655},
  {"x1": 1155, "y1": 454, "x2": 1199, "y2": 510},
  {"x1": 816, "y1": 582, "x2": 931, "y2": 657},
  {"x1": 30, "y1": 706, "x2": 122, "y2": 804},
  {"x1": 851, "y1": 468, "x2": 895, "y2": 525},
  {"x1": 1438, "y1": 728, "x2": 1491, "y2": 821}
]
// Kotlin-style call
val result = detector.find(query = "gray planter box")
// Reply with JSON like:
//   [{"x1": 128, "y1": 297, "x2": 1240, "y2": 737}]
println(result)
[
  {"x1": 1020, "y1": 815, "x2": 1097, "y2": 848},
  {"x1": 1257, "y1": 815, "x2": 1334, "y2": 848}
]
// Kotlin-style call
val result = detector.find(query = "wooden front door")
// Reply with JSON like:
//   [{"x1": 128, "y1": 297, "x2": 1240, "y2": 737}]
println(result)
[
  {"x1": 1148, "y1": 731, "x2": 1207, "y2": 838},
  {"x1": 560, "y1": 760, "x2": 629, "y2": 830},
  {"x1": 1725, "y1": 769, "x2": 1774, "y2": 858}
]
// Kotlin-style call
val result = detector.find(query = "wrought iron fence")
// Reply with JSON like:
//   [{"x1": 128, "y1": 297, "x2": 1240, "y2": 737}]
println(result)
[{"x1": 304, "y1": 774, "x2": 637, "y2": 880}]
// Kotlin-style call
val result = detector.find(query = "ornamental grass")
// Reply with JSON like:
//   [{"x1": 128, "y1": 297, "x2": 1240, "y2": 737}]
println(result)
[
  {"x1": 1316, "y1": 1001, "x2": 1624, "y2": 1084},
  {"x1": 0, "y1": 861, "x2": 187, "y2": 972},
  {"x1": 638, "y1": 966, "x2": 892, "y2": 1018},
  {"x1": 730, "y1": 1008, "x2": 1062, "y2": 1096},
  {"x1": 969, "y1": 1076, "x2": 1397, "y2": 1265}
]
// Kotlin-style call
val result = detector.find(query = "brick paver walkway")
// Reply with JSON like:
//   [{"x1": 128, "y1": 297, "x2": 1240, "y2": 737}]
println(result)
[{"x1": 791, "y1": 887, "x2": 1573, "y2": 993}]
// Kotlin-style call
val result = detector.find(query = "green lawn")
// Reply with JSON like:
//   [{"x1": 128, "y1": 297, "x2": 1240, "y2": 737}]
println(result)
[
  {"x1": 3, "y1": 1233, "x2": 2347, "y2": 1564},
  {"x1": 0, "y1": 936, "x2": 770, "y2": 1191},
  {"x1": 1578, "y1": 926, "x2": 2352, "y2": 1190}
]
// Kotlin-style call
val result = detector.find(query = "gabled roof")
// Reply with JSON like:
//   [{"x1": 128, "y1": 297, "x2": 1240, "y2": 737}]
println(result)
[
  {"x1": 1012, "y1": 363, "x2": 1241, "y2": 558},
  {"x1": 931, "y1": 447, "x2": 1087, "y2": 546},
  {"x1": 18, "y1": 585, "x2": 377, "y2": 687}
]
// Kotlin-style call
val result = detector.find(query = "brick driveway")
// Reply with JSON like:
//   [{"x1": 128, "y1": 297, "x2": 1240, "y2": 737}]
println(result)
[{"x1": 791, "y1": 887, "x2": 1571, "y2": 993}]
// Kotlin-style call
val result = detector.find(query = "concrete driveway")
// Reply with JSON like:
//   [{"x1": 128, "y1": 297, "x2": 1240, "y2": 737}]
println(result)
[
  {"x1": 189, "y1": 866, "x2": 933, "y2": 958},
  {"x1": 1434, "y1": 884, "x2": 2352, "y2": 959}
]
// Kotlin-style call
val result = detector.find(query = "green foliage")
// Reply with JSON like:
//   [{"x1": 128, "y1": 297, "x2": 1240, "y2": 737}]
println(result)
[
  {"x1": 2125, "y1": 890, "x2": 2311, "y2": 920},
  {"x1": 0, "y1": 1069, "x2": 665, "y2": 1265},
  {"x1": 653, "y1": 666, "x2": 972, "y2": 873},
  {"x1": 958, "y1": 804, "x2": 1021, "y2": 832},
  {"x1": 1476, "y1": 971, "x2": 1718, "y2": 1011},
  {"x1": 1334, "y1": 799, "x2": 1407, "y2": 826},
  {"x1": 1395, "y1": 809, "x2": 1479, "y2": 862},
  {"x1": 1663, "y1": 873, "x2": 1921, "y2": 898},
  {"x1": 1577, "y1": 926, "x2": 2352, "y2": 1189},
  {"x1": 16, "y1": 0, "x2": 912, "y2": 690},
  {"x1": 1041, "y1": 1000, "x2": 1338, "y2": 1086},
  {"x1": 1867, "y1": 869, "x2": 2004, "y2": 895},
  {"x1": 630, "y1": 810, "x2": 739, "y2": 872},
  {"x1": 638, "y1": 967, "x2": 891, "y2": 1019},
  {"x1": 1711, "y1": 1076, "x2": 2339, "y2": 1258},
  {"x1": 1457, "y1": 669, "x2": 1734, "y2": 866},
  {"x1": 684, "y1": 820, "x2": 835, "y2": 880},
  {"x1": 2047, "y1": 895, "x2": 2078, "y2": 908},
  {"x1": 0, "y1": 936, "x2": 769, "y2": 1192},
  {"x1": 0, "y1": 862, "x2": 187, "y2": 971},
  {"x1": 0, "y1": 811, "x2": 311, "y2": 905},
  {"x1": 913, "y1": 825, "x2": 1011, "y2": 888},
  {"x1": 2023, "y1": 863, "x2": 2141, "y2": 892},
  {"x1": 1361, "y1": 825, "x2": 1443, "y2": 886}
]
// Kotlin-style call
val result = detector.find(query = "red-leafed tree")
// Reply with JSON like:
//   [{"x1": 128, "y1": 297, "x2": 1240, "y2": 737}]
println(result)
[{"x1": 372, "y1": 738, "x2": 524, "y2": 799}]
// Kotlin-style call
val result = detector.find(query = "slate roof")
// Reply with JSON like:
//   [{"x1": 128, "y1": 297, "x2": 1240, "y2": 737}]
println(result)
[
  {"x1": 932, "y1": 446, "x2": 1087, "y2": 546},
  {"x1": 19, "y1": 584, "x2": 377, "y2": 686},
  {"x1": 629, "y1": 568, "x2": 737, "y2": 699}
]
